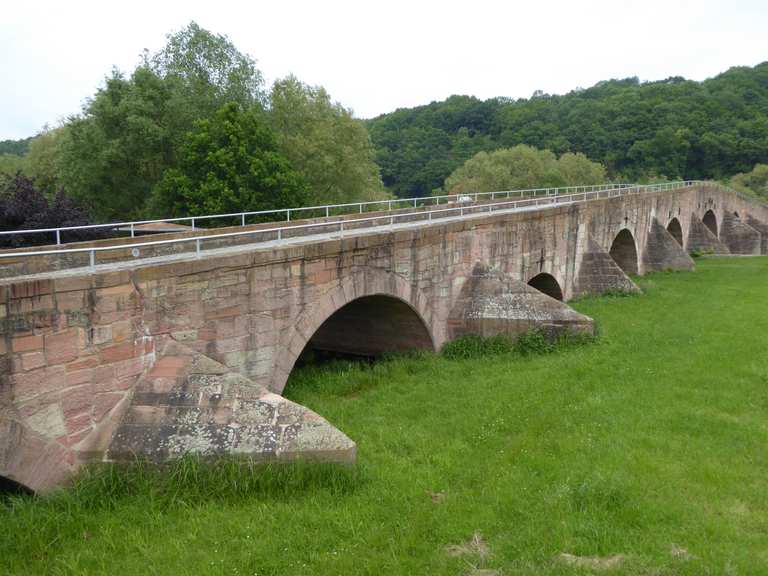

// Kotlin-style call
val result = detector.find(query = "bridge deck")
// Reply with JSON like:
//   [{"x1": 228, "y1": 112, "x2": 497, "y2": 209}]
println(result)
[{"x1": 0, "y1": 198, "x2": 576, "y2": 284}]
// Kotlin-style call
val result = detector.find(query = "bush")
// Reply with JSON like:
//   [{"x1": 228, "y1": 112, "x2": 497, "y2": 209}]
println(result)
[{"x1": 0, "y1": 175, "x2": 103, "y2": 248}]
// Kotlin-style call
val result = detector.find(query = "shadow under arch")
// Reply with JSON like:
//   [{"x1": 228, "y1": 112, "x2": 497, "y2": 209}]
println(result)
[
  {"x1": 274, "y1": 272, "x2": 435, "y2": 394},
  {"x1": 0, "y1": 475, "x2": 33, "y2": 496},
  {"x1": 667, "y1": 217, "x2": 684, "y2": 246},
  {"x1": 609, "y1": 228, "x2": 639, "y2": 276},
  {"x1": 527, "y1": 272, "x2": 564, "y2": 301},
  {"x1": 703, "y1": 210, "x2": 718, "y2": 236}
]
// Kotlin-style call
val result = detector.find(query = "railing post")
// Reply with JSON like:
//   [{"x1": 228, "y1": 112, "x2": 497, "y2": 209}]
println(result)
[
  {"x1": 56, "y1": 229, "x2": 61, "y2": 245},
  {"x1": 359, "y1": 204, "x2": 363, "y2": 214},
  {"x1": 241, "y1": 214, "x2": 246, "y2": 226},
  {"x1": 340, "y1": 221, "x2": 344, "y2": 238},
  {"x1": 325, "y1": 207, "x2": 330, "y2": 218},
  {"x1": 191, "y1": 217, "x2": 196, "y2": 229},
  {"x1": 277, "y1": 229, "x2": 282, "y2": 242},
  {"x1": 413, "y1": 198, "x2": 417, "y2": 208},
  {"x1": 89, "y1": 250, "x2": 95, "y2": 270},
  {"x1": 287, "y1": 210, "x2": 291, "y2": 222},
  {"x1": 195, "y1": 238, "x2": 201, "y2": 258},
  {"x1": 130, "y1": 223, "x2": 135, "y2": 238}
]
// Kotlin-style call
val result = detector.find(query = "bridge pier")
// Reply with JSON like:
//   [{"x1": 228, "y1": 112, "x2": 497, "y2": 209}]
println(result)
[
  {"x1": 746, "y1": 215, "x2": 768, "y2": 254},
  {"x1": 448, "y1": 263, "x2": 594, "y2": 341},
  {"x1": 574, "y1": 236, "x2": 640, "y2": 296},
  {"x1": 642, "y1": 218, "x2": 695, "y2": 272},
  {"x1": 686, "y1": 214, "x2": 730, "y2": 255},
  {"x1": 720, "y1": 213, "x2": 762, "y2": 255},
  {"x1": 107, "y1": 337, "x2": 355, "y2": 465}
]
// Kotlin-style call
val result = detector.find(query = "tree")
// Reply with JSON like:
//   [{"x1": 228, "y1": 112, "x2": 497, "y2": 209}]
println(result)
[
  {"x1": 0, "y1": 175, "x2": 100, "y2": 247},
  {"x1": 150, "y1": 21, "x2": 266, "y2": 113},
  {"x1": 730, "y1": 164, "x2": 768, "y2": 199},
  {"x1": 59, "y1": 67, "x2": 178, "y2": 220},
  {"x1": 269, "y1": 76, "x2": 388, "y2": 205},
  {"x1": 24, "y1": 126, "x2": 66, "y2": 195},
  {"x1": 443, "y1": 145, "x2": 606, "y2": 194},
  {"x1": 150, "y1": 103, "x2": 308, "y2": 217},
  {"x1": 58, "y1": 22, "x2": 267, "y2": 221}
]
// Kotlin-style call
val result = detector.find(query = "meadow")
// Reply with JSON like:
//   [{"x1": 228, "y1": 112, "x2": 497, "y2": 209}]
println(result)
[{"x1": 2, "y1": 257, "x2": 767, "y2": 575}]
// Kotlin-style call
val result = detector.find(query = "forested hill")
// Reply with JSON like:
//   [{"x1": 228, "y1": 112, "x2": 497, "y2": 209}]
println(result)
[
  {"x1": 368, "y1": 62, "x2": 768, "y2": 198},
  {"x1": 0, "y1": 138, "x2": 31, "y2": 156}
]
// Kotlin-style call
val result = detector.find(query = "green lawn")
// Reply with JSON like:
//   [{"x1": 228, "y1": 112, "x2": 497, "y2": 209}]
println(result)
[{"x1": 2, "y1": 257, "x2": 768, "y2": 575}]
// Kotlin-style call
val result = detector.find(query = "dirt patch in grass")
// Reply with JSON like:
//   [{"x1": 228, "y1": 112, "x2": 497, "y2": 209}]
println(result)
[
  {"x1": 558, "y1": 553, "x2": 625, "y2": 570},
  {"x1": 445, "y1": 532, "x2": 490, "y2": 559}
]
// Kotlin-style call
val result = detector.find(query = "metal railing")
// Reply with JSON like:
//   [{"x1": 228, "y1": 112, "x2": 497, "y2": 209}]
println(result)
[
  {"x1": 0, "y1": 181, "x2": 713, "y2": 276},
  {"x1": 0, "y1": 182, "x2": 645, "y2": 245}
]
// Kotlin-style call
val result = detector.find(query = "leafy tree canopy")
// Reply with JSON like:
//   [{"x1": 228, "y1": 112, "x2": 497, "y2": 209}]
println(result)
[
  {"x1": 443, "y1": 145, "x2": 606, "y2": 194},
  {"x1": 730, "y1": 163, "x2": 768, "y2": 200},
  {"x1": 269, "y1": 75, "x2": 389, "y2": 205},
  {"x1": 150, "y1": 103, "x2": 308, "y2": 217}
]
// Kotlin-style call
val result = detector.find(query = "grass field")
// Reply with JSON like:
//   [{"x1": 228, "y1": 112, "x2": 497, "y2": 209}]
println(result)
[{"x1": 2, "y1": 257, "x2": 767, "y2": 575}]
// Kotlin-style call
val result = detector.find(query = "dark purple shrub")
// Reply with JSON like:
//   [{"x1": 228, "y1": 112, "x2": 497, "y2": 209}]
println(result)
[{"x1": 0, "y1": 175, "x2": 106, "y2": 248}]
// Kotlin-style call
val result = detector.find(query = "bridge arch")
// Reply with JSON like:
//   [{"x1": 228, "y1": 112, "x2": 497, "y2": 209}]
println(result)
[
  {"x1": 527, "y1": 272, "x2": 564, "y2": 301},
  {"x1": 274, "y1": 272, "x2": 435, "y2": 393},
  {"x1": 609, "y1": 229, "x2": 639, "y2": 276},
  {"x1": 666, "y1": 217, "x2": 684, "y2": 247},
  {"x1": 703, "y1": 210, "x2": 718, "y2": 236}
]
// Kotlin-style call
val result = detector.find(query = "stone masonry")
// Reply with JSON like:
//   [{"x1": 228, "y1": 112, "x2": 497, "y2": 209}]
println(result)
[{"x1": 1, "y1": 183, "x2": 767, "y2": 491}]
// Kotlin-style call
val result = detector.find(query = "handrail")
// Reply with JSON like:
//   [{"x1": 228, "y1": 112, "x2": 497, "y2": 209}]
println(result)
[
  {"x1": 0, "y1": 181, "x2": 713, "y2": 275},
  {"x1": 0, "y1": 181, "x2": 649, "y2": 244}
]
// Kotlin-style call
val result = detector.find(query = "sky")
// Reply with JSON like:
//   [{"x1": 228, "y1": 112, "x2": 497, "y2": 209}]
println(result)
[{"x1": 1, "y1": 0, "x2": 766, "y2": 140}]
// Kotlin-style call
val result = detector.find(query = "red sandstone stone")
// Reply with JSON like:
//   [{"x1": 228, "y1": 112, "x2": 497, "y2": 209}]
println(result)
[
  {"x1": 66, "y1": 355, "x2": 100, "y2": 372},
  {"x1": 66, "y1": 368, "x2": 94, "y2": 387},
  {"x1": 65, "y1": 412, "x2": 92, "y2": 435},
  {"x1": 60, "y1": 385, "x2": 93, "y2": 419},
  {"x1": 54, "y1": 276, "x2": 92, "y2": 293},
  {"x1": 92, "y1": 392, "x2": 123, "y2": 422},
  {"x1": 99, "y1": 342, "x2": 137, "y2": 363},
  {"x1": 45, "y1": 329, "x2": 83, "y2": 365},
  {"x1": 21, "y1": 351, "x2": 46, "y2": 371},
  {"x1": 12, "y1": 334, "x2": 44, "y2": 353}
]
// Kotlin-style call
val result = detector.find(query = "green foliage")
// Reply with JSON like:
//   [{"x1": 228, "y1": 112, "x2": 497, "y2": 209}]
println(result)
[
  {"x1": 441, "y1": 328, "x2": 595, "y2": 360},
  {"x1": 150, "y1": 103, "x2": 308, "y2": 217},
  {"x1": 369, "y1": 63, "x2": 768, "y2": 197},
  {"x1": 0, "y1": 137, "x2": 32, "y2": 156},
  {"x1": 23, "y1": 126, "x2": 66, "y2": 195},
  {"x1": 149, "y1": 21, "x2": 266, "y2": 114},
  {"x1": 57, "y1": 22, "x2": 268, "y2": 221},
  {"x1": 270, "y1": 76, "x2": 389, "y2": 205},
  {"x1": 443, "y1": 144, "x2": 606, "y2": 194},
  {"x1": 730, "y1": 163, "x2": 768, "y2": 199}
]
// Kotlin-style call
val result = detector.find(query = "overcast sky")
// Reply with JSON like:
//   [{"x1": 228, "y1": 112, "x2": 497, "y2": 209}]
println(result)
[{"x1": 1, "y1": 0, "x2": 766, "y2": 140}]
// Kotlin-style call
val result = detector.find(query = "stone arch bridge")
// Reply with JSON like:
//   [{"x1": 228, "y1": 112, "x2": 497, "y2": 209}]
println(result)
[{"x1": 1, "y1": 182, "x2": 766, "y2": 491}]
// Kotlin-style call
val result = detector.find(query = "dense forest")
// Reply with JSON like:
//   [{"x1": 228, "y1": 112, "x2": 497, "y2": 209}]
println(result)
[
  {"x1": 368, "y1": 63, "x2": 768, "y2": 198},
  {"x1": 1, "y1": 24, "x2": 767, "y2": 236}
]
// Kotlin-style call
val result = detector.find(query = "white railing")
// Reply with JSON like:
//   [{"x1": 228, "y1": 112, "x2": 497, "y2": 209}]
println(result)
[
  {"x1": 0, "y1": 181, "x2": 711, "y2": 276},
  {"x1": 0, "y1": 182, "x2": 642, "y2": 245}
]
